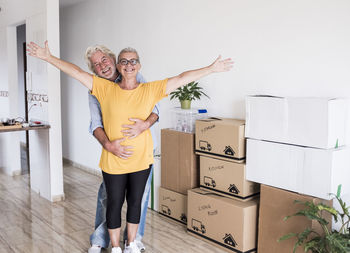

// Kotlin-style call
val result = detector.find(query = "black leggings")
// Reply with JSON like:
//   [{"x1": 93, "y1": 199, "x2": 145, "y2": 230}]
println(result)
[{"x1": 102, "y1": 166, "x2": 151, "y2": 229}]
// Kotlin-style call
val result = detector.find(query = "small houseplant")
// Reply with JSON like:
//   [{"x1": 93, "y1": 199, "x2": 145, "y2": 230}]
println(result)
[
  {"x1": 170, "y1": 81, "x2": 209, "y2": 109},
  {"x1": 279, "y1": 187, "x2": 350, "y2": 253}
]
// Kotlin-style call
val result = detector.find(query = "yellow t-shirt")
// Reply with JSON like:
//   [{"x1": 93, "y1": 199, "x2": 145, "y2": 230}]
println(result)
[{"x1": 91, "y1": 75, "x2": 168, "y2": 174}]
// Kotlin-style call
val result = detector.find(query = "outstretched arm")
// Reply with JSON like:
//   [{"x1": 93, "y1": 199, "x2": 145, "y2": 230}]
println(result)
[
  {"x1": 165, "y1": 55, "x2": 233, "y2": 94},
  {"x1": 27, "y1": 41, "x2": 93, "y2": 90}
]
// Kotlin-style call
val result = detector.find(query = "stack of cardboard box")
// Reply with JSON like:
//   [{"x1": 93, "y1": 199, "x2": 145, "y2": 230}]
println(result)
[
  {"x1": 245, "y1": 95, "x2": 350, "y2": 252},
  {"x1": 195, "y1": 118, "x2": 259, "y2": 201},
  {"x1": 187, "y1": 118, "x2": 260, "y2": 253},
  {"x1": 158, "y1": 128, "x2": 199, "y2": 224}
]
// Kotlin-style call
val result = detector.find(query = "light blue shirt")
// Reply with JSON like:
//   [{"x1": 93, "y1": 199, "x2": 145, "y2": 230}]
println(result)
[{"x1": 88, "y1": 73, "x2": 160, "y2": 148}]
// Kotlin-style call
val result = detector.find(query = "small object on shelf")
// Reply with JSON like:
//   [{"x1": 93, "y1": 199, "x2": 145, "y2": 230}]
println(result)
[
  {"x1": 29, "y1": 120, "x2": 44, "y2": 127},
  {"x1": 171, "y1": 107, "x2": 208, "y2": 133},
  {"x1": 0, "y1": 117, "x2": 24, "y2": 126},
  {"x1": 0, "y1": 118, "x2": 9, "y2": 124}
]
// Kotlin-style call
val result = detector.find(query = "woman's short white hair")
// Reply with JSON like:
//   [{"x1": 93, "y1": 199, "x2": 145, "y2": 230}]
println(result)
[
  {"x1": 85, "y1": 45, "x2": 117, "y2": 73},
  {"x1": 118, "y1": 47, "x2": 140, "y2": 63}
]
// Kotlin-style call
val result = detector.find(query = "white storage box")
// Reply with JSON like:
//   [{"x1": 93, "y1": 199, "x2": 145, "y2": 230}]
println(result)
[
  {"x1": 245, "y1": 96, "x2": 348, "y2": 149},
  {"x1": 246, "y1": 138, "x2": 350, "y2": 200},
  {"x1": 171, "y1": 107, "x2": 207, "y2": 133}
]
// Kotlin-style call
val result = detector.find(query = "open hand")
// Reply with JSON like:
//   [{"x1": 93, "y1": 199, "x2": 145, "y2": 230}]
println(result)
[
  {"x1": 105, "y1": 137, "x2": 134, "y2": 159},
  {"x1": 121, "y1": 118, "x2": 148, "y2": 139},
  {"x1": 27, "y1": 41, "x2": 51, "y2": 61},
  {"x1": 209, "y1": 55, "x2": 234, "y2": 73}
]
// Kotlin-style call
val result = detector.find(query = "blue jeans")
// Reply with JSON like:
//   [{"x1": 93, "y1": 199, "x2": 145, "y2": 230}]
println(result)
[{"x1": 90, "y1": 165, "x2": 153, "y2": 248}]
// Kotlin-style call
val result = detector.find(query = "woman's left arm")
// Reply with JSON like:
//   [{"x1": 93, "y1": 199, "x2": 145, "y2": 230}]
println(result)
[{"x1": 165, "y1": 56, "x2": 233, "y2": 94}]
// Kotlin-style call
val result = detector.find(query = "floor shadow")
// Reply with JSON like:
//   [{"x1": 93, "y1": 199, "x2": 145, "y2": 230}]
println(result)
[{"x1": 20, "y1": 144, "x2": 29, "y2": 175}]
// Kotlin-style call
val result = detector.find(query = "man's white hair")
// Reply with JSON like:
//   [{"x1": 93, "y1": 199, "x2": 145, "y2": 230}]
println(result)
[
  {"x1": 117, "y1": 47, "x2": 140, "y2": 63},
  {"x1": 84, "y1": 45, "x2": 117, "y2": 73}
]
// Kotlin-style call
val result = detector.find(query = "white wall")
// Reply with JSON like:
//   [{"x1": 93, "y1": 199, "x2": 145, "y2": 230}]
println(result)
[
  {"x1": 60, "y1": 0, "x2": 350, "y2": 170},
  {"x1": 0, "y1": 27, "x2": 9, "y2": 118},
  {"x1": 0, "y1": 25, "x2": 9, "y2": 169}
]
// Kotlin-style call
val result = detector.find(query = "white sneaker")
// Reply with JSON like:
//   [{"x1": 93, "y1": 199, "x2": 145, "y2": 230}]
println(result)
[
  {"x1": 134, "y1": 240, "x2": 146, "y2": 251},
  {"x1": 88, "y1": 245, "x2": 102, "y2": 253},
  {"x1": 124, "y1": 242, "x2": 141, "y2": 253},
  {"x1": 111, "y1": 247, "x2": 122, "y2": 253}
]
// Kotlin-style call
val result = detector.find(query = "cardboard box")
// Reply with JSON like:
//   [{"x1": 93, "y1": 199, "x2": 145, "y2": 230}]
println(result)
[
  {"x1": 195, "y1": 118, "x2": 246, "y2": 161},
  {"x1": 158, "y1": 187, "x2": 187, "y2": 224},
  {"x1": 246, "y1": 138, "x2": 350, "y2": 200},
  {"x1": 161, "y1": 129, "x2": 199, "y2": 194},
  {"x1": 258, "y1": 185, "x2": 332, "y2": 253},
  {"x1": 187, "y1": 188, "x2": 259, "y2": 253},
  {"x1": 245, "y1": 96, "x2": 348, "y2": 149},
  {"x1": 199, "y1": 155, "x2": 260, "y2": 201}
]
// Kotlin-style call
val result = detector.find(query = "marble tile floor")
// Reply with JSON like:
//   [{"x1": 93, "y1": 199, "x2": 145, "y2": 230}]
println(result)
[{"x1": 0, "y1": 163, "x2": 226, "y2": 253}]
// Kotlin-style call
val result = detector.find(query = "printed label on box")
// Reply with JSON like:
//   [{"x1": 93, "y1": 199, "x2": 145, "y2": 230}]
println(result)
[{"x1": 200, "y1": 155, "x2": 260, "y2": 201}]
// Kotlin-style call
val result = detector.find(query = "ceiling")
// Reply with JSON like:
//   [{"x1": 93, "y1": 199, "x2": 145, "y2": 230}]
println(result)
[
  {"x1": 59, "y1": 0, "x2": 88, "y2": 8},
  {"x1": 0, "y1": 0, "x2": 89, "y2": 27},
  {"x1": 0, "y1": 0, "x2": 89, "y2": 12}
]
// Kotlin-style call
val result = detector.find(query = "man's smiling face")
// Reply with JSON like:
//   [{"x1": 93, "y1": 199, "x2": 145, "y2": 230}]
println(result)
[{"x1": 90, "y1": 50, "x2": 117, "y2": 81}]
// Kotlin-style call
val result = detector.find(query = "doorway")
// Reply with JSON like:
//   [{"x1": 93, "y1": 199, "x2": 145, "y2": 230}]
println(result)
[{"x1": 17, "y1": 24, "x2": 29, "y2": 174}]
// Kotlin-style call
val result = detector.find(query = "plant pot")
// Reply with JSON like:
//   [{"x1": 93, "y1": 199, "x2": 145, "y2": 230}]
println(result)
[{"x1": 180, "y1": 100, "x2": 191, "y2": 109}]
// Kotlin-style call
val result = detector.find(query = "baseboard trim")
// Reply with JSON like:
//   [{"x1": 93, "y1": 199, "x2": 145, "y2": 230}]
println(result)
[
  {"x1": 0, "y1": 167, "x2": 7, "y2": 175},
  {"x1": 12, "y1": 170, "x2": 22, "y2": 176},
  {"x1": 63, "y1": 157, "x2": 102, "y2": 178},
  {"x1": 0, "y1": 167, "x2": 21, "y2": 176},
  {"x1": 51, "y1": 194, "x2": 65, "y2": 202}
]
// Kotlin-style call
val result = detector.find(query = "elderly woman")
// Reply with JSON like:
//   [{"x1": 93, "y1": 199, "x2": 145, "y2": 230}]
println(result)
[{"x1": 27, "y1": 41, "x2": 233, "y2": 253}]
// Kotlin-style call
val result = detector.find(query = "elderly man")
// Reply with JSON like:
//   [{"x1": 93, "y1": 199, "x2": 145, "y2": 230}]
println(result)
[
  {"x1": 27, "y1": 40, "x2": 232, "y2": 253},
  {"x1": 85, "y1": 45, "x2": 159, "y2": 253}
]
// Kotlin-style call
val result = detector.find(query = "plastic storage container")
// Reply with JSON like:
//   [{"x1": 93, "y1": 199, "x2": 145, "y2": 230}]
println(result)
[{"x1": 171, "y1": 107, "x2": 208, "y2": 133}]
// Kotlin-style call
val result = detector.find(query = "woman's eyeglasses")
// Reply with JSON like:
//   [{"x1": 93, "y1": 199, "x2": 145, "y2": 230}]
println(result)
[{"x1": 118, "y1": 58, "x2": 139, "y2": 66}]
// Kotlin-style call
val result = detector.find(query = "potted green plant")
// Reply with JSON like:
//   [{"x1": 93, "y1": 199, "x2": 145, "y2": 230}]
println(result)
[
  {"x1": 279, "y1": 187, "x2": 350, "y2": 253},
  {"x1": 169, "y1": 81, "x2": 209, "y2": 109}
]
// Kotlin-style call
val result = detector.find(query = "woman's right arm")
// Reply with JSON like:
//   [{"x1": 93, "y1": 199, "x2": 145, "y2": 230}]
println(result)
[{"x1": 27, "y1": 41, "x2": 93, "y2": 90}]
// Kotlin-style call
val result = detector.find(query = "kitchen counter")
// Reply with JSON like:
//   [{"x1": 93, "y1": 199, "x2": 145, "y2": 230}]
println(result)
[{"x1": 0, "y1": 124, "x2": 50, "y2": 133}]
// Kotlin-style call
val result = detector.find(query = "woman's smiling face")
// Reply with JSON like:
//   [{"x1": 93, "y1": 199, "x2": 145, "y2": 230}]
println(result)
[{"x1": 117, "y1": 52, "x2": 141, "y2": 79}]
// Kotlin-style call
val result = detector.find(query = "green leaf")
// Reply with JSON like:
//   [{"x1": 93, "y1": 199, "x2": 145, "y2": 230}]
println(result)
[
  {"x1": 298, "y1": 228, "x2": 313, "y2": 242},
  {"x1": 304, "y1": 237, "x2": 324, "y2": 252},
  {"x1": 326, "y1": 233, "x2": 350, "y2": 252},
  {"x1": 337, "y1": 184, "x2": 342, "y2": 198},
  {"x1": 278, "y1": 233, "x2": 298, "y2": 242},
  {"x1": 288, "y1": 210, "x2": 329, "y2": 226}
]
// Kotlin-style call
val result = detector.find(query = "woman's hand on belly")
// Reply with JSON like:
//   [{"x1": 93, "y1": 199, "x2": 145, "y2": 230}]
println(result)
[
  {"x1": 105, "y1": 137, "x2": 134, "y2": 159},
  {"x1": 121, "y1": 118, "x2": 149, "y2": 139}
]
